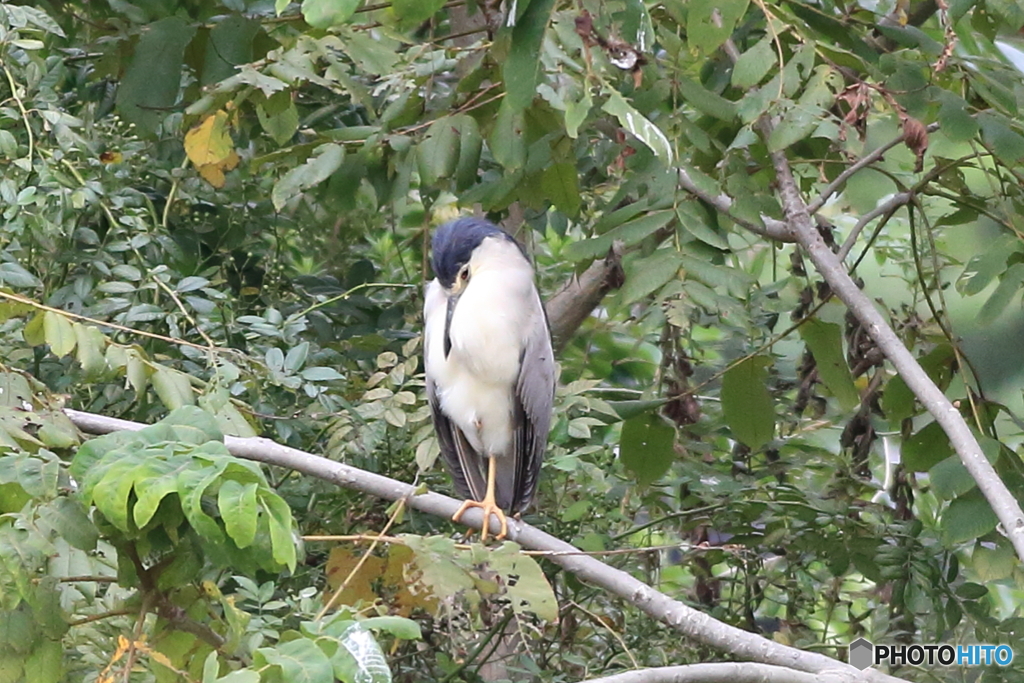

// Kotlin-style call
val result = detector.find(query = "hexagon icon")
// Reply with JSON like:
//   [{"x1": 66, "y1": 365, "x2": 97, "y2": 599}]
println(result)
[{"x1": 849, "y1": 638, "x2": 874, "y2": 670}]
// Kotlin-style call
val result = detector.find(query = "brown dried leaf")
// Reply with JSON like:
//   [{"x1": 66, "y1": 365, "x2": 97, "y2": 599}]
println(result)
[{"x1": 902, "y1": 116, "x2": 929, "y2": 172}]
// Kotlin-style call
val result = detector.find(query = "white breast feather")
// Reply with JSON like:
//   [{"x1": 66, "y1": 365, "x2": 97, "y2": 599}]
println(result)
[{"x1": 424, "y1": 237, "x2": 536, "y2": 457}]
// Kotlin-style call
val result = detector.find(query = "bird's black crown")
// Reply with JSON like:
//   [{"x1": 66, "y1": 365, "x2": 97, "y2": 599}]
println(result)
[{"x1": 430, "y1": 217, "x2": 525, "y2": 288}]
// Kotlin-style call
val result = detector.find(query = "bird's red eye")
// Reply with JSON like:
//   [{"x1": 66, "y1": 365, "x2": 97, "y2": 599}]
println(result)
[{"x1": 460, "y1": 269, "x2": 469, "y2": 281}]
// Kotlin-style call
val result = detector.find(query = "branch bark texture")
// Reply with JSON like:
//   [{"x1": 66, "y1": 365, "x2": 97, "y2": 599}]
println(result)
[
  {"x1": 65, "y1": 408, "x2": 906, "y2": 683},
  {"x1": 765, "y1": 147, "x2": 1024, "y2": 563},
  {"x1": 579, "y1": 662, "x2": 832, "y2": 683},
  {"x1": 546, "y1": 242, "x2": 625, "y2": 353}
]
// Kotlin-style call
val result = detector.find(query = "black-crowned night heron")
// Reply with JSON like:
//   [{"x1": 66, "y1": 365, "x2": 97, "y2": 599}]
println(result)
[{"x1": 424, "y1": 218, "x2": 556, "y2": 540}]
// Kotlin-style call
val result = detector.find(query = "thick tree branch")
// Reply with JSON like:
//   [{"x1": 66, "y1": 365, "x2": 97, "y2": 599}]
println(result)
[
  {"x1": 546, "y1": 242, "x2": 625, "y2": 353},
  {"x1": 578, "y1": 662, "x2": 826, "y2": 683},
  {"x1": 765, "y1": 148, "x2": 1024, "y2": 563},
  {"x1": 65, "y1": 408, "x2": 906, "y2": 683}
]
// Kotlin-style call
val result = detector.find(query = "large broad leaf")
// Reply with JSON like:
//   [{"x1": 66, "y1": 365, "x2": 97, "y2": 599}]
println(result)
[
  {"x1": 272, "y1": 143, "x2": 346, "y2": 210},
  {"x1": 941, "y1": 489, "x2": 998, "y2": 545},
  {"x1": 615, "y1": 250, "x2": 681, "y2": 304},
  {"x1": 486, "y1": 543, "x2": 558, "y2": 621},
  {"x1": 416, "y1": 117, "x2": 460, "y2": 186},
  {"x1": 687, "y1": 0, "x2": 750, "y2": 54},
  {"x1": 201, "y1": 14, "x2": 260, "y2": 86},
  {"x1": 504, "y1": 0, "x2": 556, "y2": 111},
  {"x1": 256, "y1": 636, "x2": 336, "y2": 683},
  {"x1": 902, "y1": 421, "x2": 952, "y2": 471},
  {"x1": 115, "y1": 17, "x2": 197, "y2": 136},
  {"x1": 619, "y1": 413, "x2": 675, "y2": 487},
  {"x1": 721, "y1": 355, "x2": 775, "y2": 450},
  {"x1": 391, "y1": 0, "x2": 447, "y2": 28},
  {"x1": 301, "y1": 0, "x2": 361, "y2": 28},
  {"x1": 541, "y1": 162, "x2": 580, "y2": 216},
  {"x1": 799, "y1": 317, "x2": 859, "y2": 411}
]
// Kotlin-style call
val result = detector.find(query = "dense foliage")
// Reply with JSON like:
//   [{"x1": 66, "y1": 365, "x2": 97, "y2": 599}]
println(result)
[{"x1": 4, "y1": 0, "x2": 1024, "y2": 681}]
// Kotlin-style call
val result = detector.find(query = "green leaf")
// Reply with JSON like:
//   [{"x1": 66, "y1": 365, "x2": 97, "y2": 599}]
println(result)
[
  {"x1": 616, "y1": 251, "x2": 681, "y2": 304},
  {"x1": 677, "y1": 77, "x2": 737, "y2": 121},
  {"x1": 619, "y1": 413, "x2": 675, "y2": 487},
  {"x1": 929, "y1": 456, "x2": 974, "y2": 500},
  {"x1": 391, "y1": 0, "x2": 447, "y2": 28},
  {"x1": 721, "y1": 355, "x2": 775, "y2": 450},
  {"x1": 602, "y1": 90, "x2": 674, "y2": 162},
  {"x1": 152, "y1": 367, "x2": 196, "y2": 409},
  {"x1": 219, "y1": 480, "x2": 258, "y2": 548},
  {"x1": 941, "y1": 489, "x2": 998, "y2": 545},
  {"x1": 979, "y1": 112, "x2": 1024, "y2": 163},
  {"x1": 256, "y1": 637, "x2": 335, "y2": 683},
  {"x1": 564, "y1": 89, "x2": 592, "y2": 139},
  {"x1": 882, "y1": 344, "x2": 956, "y2": 422},
  {"x1": 44, "y1": 496, "x2": 98, "y2": 551},
  {"x1": 272, "y1": 143, "x2": 346, "y2": 210},
  {"x1": 931, "y1": 436, "x2": 1000, "y2": 500},
  {"x1": 454, "y1": 114, "x2": 483, "y2": 191},
  {"x1": 0, "y1": 262, "x2": 42, "y2": 288},
  {"x1": 768, "y1": 66, "x2": 841, "y2": 152},
  {"x1": 23, "y1": 638, "x2": 62, "y2": 683},
  {"x1": 489, "y1": 101, "x2": 526, "y2": 170},
  {"x1": 504, "y1": 0, "x2": 555, "y2": 111},
  {"x1": 262, "y1": 495, "x2": 297, "y2": 572},
  {"x1": 798, "y1": 317, "x2": 858, "y2": 411},
  {"x1": 23, "y1": 313, "x2": 45, "y2": 346},
  {"x1": 43, "y1": 311, "x2": 76, "y2": 357},
  {"x1": 902, "y1": 421, "x2": 952, "y2": 471},
  {"x1": 564, "y1": 209, "x2": 675, "y2": 261},
  {"x1": 541, "y1": 162, "x2": 580, "y2": 216},
  {"x1": 73, "y1": 323, "x2": 106, "y2": 378},
  {"x1": 302, "y1": 0, "x2": 361, "y2": 28},
  {"x1": 359, "y1": 615, "x2": 422, "y2": 640},
  {"x1": 403, "y1": 535, "x2": 475, "y2": 600},
  {"x1": 115, "y1": 17, "x2": 197, "y2": 136},
  {"x1": 972, "y1": 542, "x2": 1015, "y2": 582},
  {"x1": 688, "y1": 0, "x2": 750, "y2": 54},
  {"x1": 201, "y1": 14, "x2": 260, "y2": 86},
  {"x1": 416, "y1": 117, "x2": 460, "y2": 186},
  {"x1": 257, "y1": 94, "x2": 299, "y2": 146},
  {"x1": 937, "y1": 94, "x2": 979, "y2": 142},
  {"x1": 732, "y1": 36, "x2": 777, "y2": 88},
  {"x1": 489, "y1": 542, "x2": 558, "y2": 621},
  {"x1": 132, "y1": 456, "x2": 186, "y2": 528},
  {"x1": 976, "y1": 261, "x2": 1024, "y2": 325}
]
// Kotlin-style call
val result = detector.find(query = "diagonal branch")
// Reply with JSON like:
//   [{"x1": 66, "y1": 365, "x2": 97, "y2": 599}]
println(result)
[
  {"x1": 765, "y1": 147, "x2": 1024, "y2": 563},
  {"x1": 65, "y1": 408, "x2": 907, "y2": 683},
  {"x1": 578, "y1": 662, "x2": 824, "y2": 683}
]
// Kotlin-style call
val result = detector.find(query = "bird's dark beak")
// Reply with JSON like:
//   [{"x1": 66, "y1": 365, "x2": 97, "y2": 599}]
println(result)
[{"x1": 443, "y1": 293, "x2": 459, "y2": 359}]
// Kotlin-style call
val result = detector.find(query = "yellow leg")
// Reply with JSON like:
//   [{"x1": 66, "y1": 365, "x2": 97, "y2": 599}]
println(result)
[{"x1": 452, "y1": 456, "x2": 508, "y2": 541}]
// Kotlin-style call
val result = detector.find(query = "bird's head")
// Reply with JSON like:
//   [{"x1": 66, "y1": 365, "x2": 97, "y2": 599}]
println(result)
[{"x1": 430, "y1": 217, "x2": 526, "y2": 295}]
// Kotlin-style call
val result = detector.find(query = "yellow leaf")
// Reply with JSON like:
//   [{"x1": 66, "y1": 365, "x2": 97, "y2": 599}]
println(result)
[
  {"x1": 185, "y1": 110, "x2": 234, "y2": 166},
  {"x1": 186, "y1": 111, "x2": 239, "y2": 188},
  {"x1": 324, "y1": 547, "x2": 385, "y2": 608}
]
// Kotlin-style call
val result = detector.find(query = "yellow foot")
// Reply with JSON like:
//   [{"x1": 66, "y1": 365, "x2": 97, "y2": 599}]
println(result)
[{"x1": 452, "y1": 499, "x2": 508, "y2": 542}]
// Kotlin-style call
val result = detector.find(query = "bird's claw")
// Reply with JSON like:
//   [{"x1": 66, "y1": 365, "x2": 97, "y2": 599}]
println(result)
[{"x1": 452, "y1": 499, "x2": 508, "y2": 542}]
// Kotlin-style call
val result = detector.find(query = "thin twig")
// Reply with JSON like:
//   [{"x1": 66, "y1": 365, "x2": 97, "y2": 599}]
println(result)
[
  {"x1": 316, "y1": 498, "x2": 407, "y2": 620},
  {"x1": 837, "y1": 191, "x2": 912, "y2": 262},
  {"x1": 2, "y1": 64, "x2": 34, "y2": 167},
  {"x1": 569, "y1": 599, "x2": 640, "y2": 668}
]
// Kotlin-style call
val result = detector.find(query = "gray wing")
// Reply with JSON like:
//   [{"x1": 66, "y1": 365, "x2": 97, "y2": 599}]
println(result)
[
  {"x1": 427, "y1": 377, "x2": 488, "y2": 503},
  {"x1": 495, "y1": 300, "x2": 556, "y2": 514}
]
